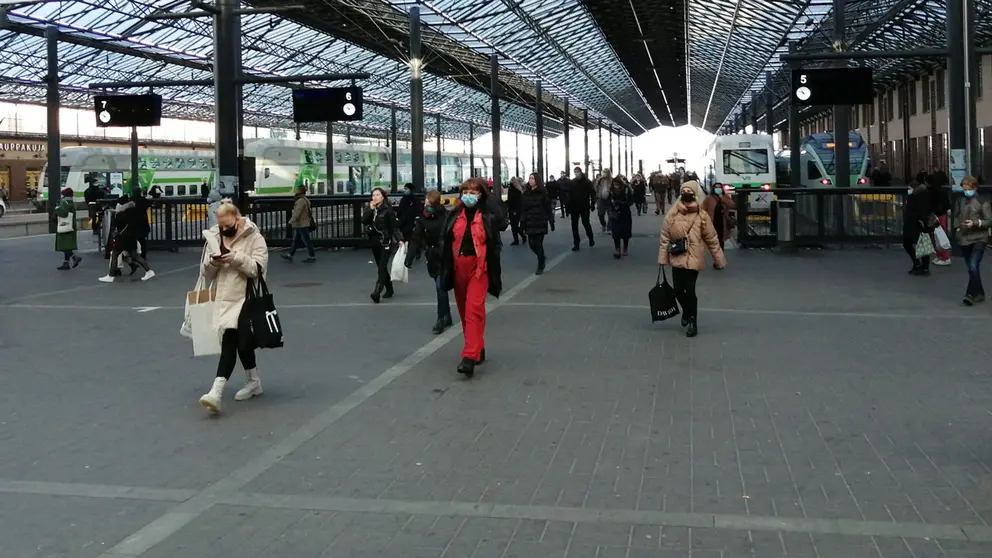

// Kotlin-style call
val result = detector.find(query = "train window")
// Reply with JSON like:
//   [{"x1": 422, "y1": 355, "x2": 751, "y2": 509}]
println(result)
[
  {"x1": 317, "y1": 181, "x2": 326, "y2": 194},
  {"x1": 807, "y1": 161, "x2": 822, "y2": 180},
  {"x1": 264, "y1": 168, "x2": 271, "y2": 179},
  {"x1": 178, "y1": 185, "x2": 187, "y2": 196},
  {"x1": 165, "y1": 185, "x2": 174, "y2": 196}
]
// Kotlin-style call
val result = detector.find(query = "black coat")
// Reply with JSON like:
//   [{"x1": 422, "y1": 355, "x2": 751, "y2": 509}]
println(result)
[
  {"x1": 396, "y1": 193, "x2": 422, "y2": 238},
  {"x1": 363, "y1": 204, "x2": 403, "y2": 247},
  {"x1": 904, "y1": 187, "x2": 936, "y2": 240},
  {"x1": 632, "y1": 181, "x2": 647, "y2": 204},
  {"x1": 405, "y1": 208, "x2": 447, "y2": 278},
  {"x1": 568, "y1": 175, "x2": 596, "y2": 212},
  {"x1": 506, "y1": 186, "x2": 523, "y2": 218},
  {"x1": 112, "y1": 202, "x2": 142, "y2": 251},
  {"x1": 609, "y1": 184, "x2": 634, "y2": 240},
  {"x1": 439, "y1": 204, "x2": 503, "y2": 298},
  {"x1": 519, "y1": 187, "x2": 554, "y2": 235},
  {"x1": 131, "y1": 195, "x2": 151, "y2": 237}
]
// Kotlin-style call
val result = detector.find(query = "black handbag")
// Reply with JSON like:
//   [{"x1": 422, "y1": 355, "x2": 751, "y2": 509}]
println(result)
[
  {"x1": 649, "y1": 266, "x2": 680, "y2": 322},
  {"x1": 307, "y1": 202, "x2": 317, "y2": 232},
  {"x1": 243, "y1": 263, "x2": 284, "y2": 349},
  {"x1": 668, "y1": 214, "x2": 698, "y2": 255}
]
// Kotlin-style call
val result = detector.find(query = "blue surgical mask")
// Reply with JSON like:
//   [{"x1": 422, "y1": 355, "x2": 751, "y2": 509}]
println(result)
[
  {"x1": 964, "y1": 189, "x2": 977, "y2": 198},
  {"x1": 907, "y1": 188, "x2": 914, "y2": 196},
  {"x1": 461, "y1": 193, "x2": 479, "y2": 207},
  {"x1": 713, "y1": 187, "x2": 723, "y2": 195}
]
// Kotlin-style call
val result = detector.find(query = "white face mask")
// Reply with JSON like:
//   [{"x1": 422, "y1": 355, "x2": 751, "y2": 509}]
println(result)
[{"x1": 907, "y1": 188, "x2": 914, "y2": 196}]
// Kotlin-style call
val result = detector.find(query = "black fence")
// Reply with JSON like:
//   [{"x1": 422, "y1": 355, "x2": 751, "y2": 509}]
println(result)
[
  {"x1": 96, "y1": 195, "x2": 378, "y2": 255},
  {"x1": 733, "y1": 186, "x2": 992, "y2": 249}
]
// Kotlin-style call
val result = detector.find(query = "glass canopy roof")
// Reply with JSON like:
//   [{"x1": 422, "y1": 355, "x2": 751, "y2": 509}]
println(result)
[{"x1": 0, "y1": 0, "x2": 599, "y2": 140}]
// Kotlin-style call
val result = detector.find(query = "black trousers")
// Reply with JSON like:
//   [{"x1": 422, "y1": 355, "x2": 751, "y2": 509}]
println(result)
[
  {"x1": 571, "y1": 209, "x2": 594, "y2": 247},
  {"x1": 371, "y1": 243, "x2": 394, "y2": 289},
  {"x1": 109, "y1": 244, "x2": 150, "y2": 276},
  {"x1": 671, "y1": 267, "x2": 699, "y2": 320},
  {"x1": 528, "y1": 233, "x2": 546, "y2": 268},
  {"x1": 216, "y1": 324, "x2": 256, "y2": 380},
  {"x1": 510, "y1": 215, "x2": 525, "y2": 243}
]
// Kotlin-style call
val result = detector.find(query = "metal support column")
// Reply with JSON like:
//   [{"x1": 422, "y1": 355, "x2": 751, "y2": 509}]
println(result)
[
  {"x1": 435, "y1": 113, "x2": 442, "y2": 190},
  {"x1": 469, "y1": 122, "x2": 475, "y2": 178},
  {"x1": 766, "y1": 71, "x2": 775, "y2": 136},
  {"x1": 967, "y1": 0, "x2": 980, "y2": 177},
  {"x1": 535, "y1": 81, "x2": 544, "y2": 187},
  {"x1": 622, "y1": 134, "x2": 628, "y2": 176},
  {"x1": 390, "y1": 106, "x2": 398, "y2": 192},
  {"x1": 788, "y1": 42, "x2": 801, "y2": 188},
  {"x1": 409, "y1": 7, "x2": 425, "y2": 191},
  {"x1": 598, "y1": 121, "x2": 603, "y2": 175},
  {"x1": 43, "y1": 26, "x2": 60, "y2": 226},
  {"x1": 130, "y1": 126, "x2": 139, "y2": 195},
  {"x1": 490, "y1": 53, "x2": 501, "y2": 196},
  {"x1": 833, "y1": 0, "x2": 851, "y2": 188},
  {"x1": 531, "y1": 134, "x2": 535, "y2": 174},
  {"x1": 901, "y1": 84, "x2": 912, "y2": 182},
  {"x1": 751, "y1": 102, "x2": 759, "y2": 133},
  {"x1": 608, "y1": 127, "x2": 613, "y2": 171},
  {"x1": 214, "y1": 0, "x2": 240, "y2": 197},
  {"x1": 563, "y1": 100, "x2": 570, "y2": 178},
  {"x1": 325, "y1": 122, "x2": 335, "y2": 193},
  {"x1": 515, "y1": 131, "x2": 520, "y2": 178},
  {"x1": 583, "y1": 109, "x2": 589, "y2": 176}
]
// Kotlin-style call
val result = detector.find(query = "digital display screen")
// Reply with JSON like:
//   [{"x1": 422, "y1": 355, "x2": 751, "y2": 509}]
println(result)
[
  {"x1": 292, "y1": 87, "x2": 363, "y2": 123},
  {"x1": 792, "y1": 68, "x2": 873, "y2": 106},
  {"x1": 93, "y1": 94, "x2": 163, "y2": 127}
]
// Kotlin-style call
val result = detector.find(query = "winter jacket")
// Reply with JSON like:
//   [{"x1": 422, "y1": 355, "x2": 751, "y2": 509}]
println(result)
[
  {"x1": 595, "y1": 174, "x2": 613, "y2": 200},
  {"x1": 199, "y1": 218, "x2": 269, "y2": 332},
  {"x1": 954, "y1": 194, "x2": 992, "y2": 246},
  {"x1": 439, "y1": 202, "x2": 503, "y2": 298},
  {"x1": 631, "y1": 180, "x2": 647, "y2": 204},
  {"x1": 903, "y1": 183, "x2": 936, "y2": 240},
  {"x1": 54, "y1": 198, "x2": 78, "y2": 252},
  {"x1": 289, "y1": 194, "x2": 312, "y2": 229},
  {"x1": 405, "y1": 208, "x2": 447, "y2": 278},
  {"x1": 519, "y1": 187, "x2": 554, "y2": 236},
  {"x1": 506, "y1": 186, "x2": 523, "y2": 218},
  {"x1": 567, "y1": 174, "x2": 596, "y2": 212},
  {"x1": 113, "y1": 201, "x2": 141, "y2": 252},
  {"x1": 608, "y1": 182, "x2": 634, "y2": 240},
  {"x1": 363, "y1": 203, "x2": 403, "y2": 247},
  {"x1": 701, "y1": 193, "x2": 738, "y2": 239},
  {"x1": 397, "y1": 193, "x2": 423, "y2": 239},
  {"x1": 658, "y1": 201, "x2": 727, "y2": 271}
]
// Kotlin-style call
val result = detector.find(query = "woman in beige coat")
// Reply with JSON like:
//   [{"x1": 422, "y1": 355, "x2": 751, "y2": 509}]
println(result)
[
  {"x1": 658, "y1": 180, "x2": 727, "y2": 337},
  {"x1": 198, "y1": 200, "x2": 270, "y2": 414}
]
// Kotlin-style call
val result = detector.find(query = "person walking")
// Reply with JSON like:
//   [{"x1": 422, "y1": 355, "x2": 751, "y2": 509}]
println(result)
[
  {"x1": 567, "y1": 166, "x2": 596, "y2": 252},
  {"x1": 631, "y1": 173, "x2": 648, "y2": 216},
  {"x1": 98, "y1": 195, "x2": 155, "y2": 282},
  {"x1": 54, "y1": 188, "x2": 82, "y2": 270},
  {"x1": 439, "y1": 178, "x2": 505, "y2": 378},
  {"x1": 206, "y1": 189, "x2": 222, "y2": 230},
  {"x1": 406, "y1": 189, "x2": 453, "y2": 334},
  {"x1": 650, "y1": 172, "x2": 667, "y2": 215},
  {"x1": 363, "y1": 187, "x2": 404, "y2": 303},
  {"x1": 595, "y1": 169, "x2": 613, "y2": 233},
  {"x1": 396, "y1": 183, "x2": 422, "y2": 242},
  {"x1": 701, "y1": 182, "x2": 737, "y2": 252},
  {"x1": 519, "y1": 173, "x2": 555, "y2": 275},
  {"x1": 280, "y1": 185, "x2": 316, "y2": 263},
  {"x1": 609, "y1": 175, "x2": 634, "y2": 259},
  {"x1": 954, "y1": 176, "x2": 991, "y2": 305},
  {"x1": 927, "y1": 174, "x2": 952, "y2": 266},
  {"x1": 658, "y1": 180, "x2": 727, "y2": 338},
  {"x1": 506, "y1": 177, "x2": 526, "y2": 246},
  {"x1": 903, "y1": 180, "x2": 936, "y2": 276},
  {"x1": 131, "y1": 188, "x2": 152, "y2": 261},
  {"x1": 197, "y1": 200, "x2": 270, "y2": 414}
]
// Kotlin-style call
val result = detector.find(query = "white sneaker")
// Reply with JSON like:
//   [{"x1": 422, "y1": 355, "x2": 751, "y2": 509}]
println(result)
[
  {"x1": 98, "y1": 275, "x2": 114, "y2": 283},
  {"x1": 235, "y1": 369, "x2": 263, "y2": 401},
  {"x1": 199, "y1": 377, "x2": 226, "y2": 414},
  {"x1": 141, "y1": 270, "x2": 156, "y2": 281},
  {"x1": 933, "y1": 258, "x2": 951, "y2": 267}
]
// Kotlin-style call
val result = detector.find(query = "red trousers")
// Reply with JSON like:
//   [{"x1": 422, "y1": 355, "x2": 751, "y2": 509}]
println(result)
[{"x1": 453, "y1": 255, "x2": 488, "y2": 360}]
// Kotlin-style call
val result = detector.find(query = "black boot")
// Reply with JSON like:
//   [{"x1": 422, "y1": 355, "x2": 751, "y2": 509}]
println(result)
[
  {"x1": 432, "y1": 317, "x2": 446, "y2": 334},
  {"x1": 681, "y1": 315, "x2": 689, "y2": 328},
  {"x1": 571, "y1": 244, "x2": 580, "y2": 252},
  {"x1": 535, "y1": 256, "x2": 545, "y2": 275},
  {"x1": 383, "y1": 282, "x2": 394, "y2": 299},
  {"x1": 457, "y1": 357, "x2": 476, "y2": 378},
  {"x1": 477, "y1": 348, "x2": 486, "y2": 364},
  {"x1": 370, "y1": 283, "x2": 383, "y2": 304},
  {"x1": 686, "y1": 317, "x2": 698, "y2": 338}
]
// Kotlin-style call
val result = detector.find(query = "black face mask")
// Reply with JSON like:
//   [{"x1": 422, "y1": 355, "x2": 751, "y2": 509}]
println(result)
[
  {"x1": 220, "y1": 226, "x2": 237, "y2": 237},
  {"x1": 681, "y1": 192, "x2": 695, "y2": 203}
]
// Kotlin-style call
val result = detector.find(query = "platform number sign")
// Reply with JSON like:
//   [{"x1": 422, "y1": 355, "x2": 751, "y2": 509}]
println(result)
[
  {"x1": 93, "y1": 94, "x2": 163, "y2": 127},
  {"x1": 292, "y1": 87, "x2": 364, "y2": 123},
  {"x1": 791, "y1": 68, "x2": 873, "y2": 106}
]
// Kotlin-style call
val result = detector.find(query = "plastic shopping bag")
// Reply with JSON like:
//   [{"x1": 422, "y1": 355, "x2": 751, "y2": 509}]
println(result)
[
  {"x1": 390, "y1": 244, "x2": 409, "y2": 284},
  {"x1": 933, "y1": 225, "x2": 952, "y2": 251}
]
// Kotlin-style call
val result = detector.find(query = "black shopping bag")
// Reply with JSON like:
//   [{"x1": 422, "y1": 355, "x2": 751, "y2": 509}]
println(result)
[
  {"x1": 244, "y1": 263, "x2": 284, "y2": 349},
  {"x1": 649, "y1": 266, "x2": 680, "y2": 322}
]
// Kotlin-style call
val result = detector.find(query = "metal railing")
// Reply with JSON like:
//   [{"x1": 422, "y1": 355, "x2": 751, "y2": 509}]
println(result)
[
  {"x1": 95, "y1": 195, "x2": 379, "y2": 255},
  {"x1": 734, "y1": 187, "x2": 908, "y2": 248}
]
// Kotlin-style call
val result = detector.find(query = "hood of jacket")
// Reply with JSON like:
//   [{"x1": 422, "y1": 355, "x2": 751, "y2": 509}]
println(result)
[{"x1": 115, "y1": 201, "x2": 135, "y2": 213}]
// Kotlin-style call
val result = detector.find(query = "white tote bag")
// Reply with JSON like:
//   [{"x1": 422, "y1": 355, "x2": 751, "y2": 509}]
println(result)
[
  {"x1": 186, "y1": 279, "x2": 221, "y2": 357},
  {"x1": 933, "y1": 225, "x2": 952, "y2": 251},
  {"x1": 390, "y1": 243, "x2": 409, "y2": 284}
]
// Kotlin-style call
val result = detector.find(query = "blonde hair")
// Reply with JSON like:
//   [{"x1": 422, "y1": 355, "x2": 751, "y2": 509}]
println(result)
[{"x1": 215, "y1": 198, "x2": 241, "y2": 218}]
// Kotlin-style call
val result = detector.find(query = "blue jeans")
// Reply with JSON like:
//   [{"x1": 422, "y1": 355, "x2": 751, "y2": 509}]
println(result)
[
  {"x1": 434, "y1": 275, "x2": 451, "y2": 320},
  {"x1": 962, "y1": 242, "x2": 986, "y2": 297},
  {"x1": 288, "y1": 227, "x2": 315, "y2": 258}
]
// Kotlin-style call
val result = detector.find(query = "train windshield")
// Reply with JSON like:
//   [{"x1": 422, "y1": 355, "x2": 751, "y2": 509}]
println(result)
[
  {"x1": 722, "y1": 149, "x2": 769, "y2": 176},
  {"x1": 814, "y1": 145, "x2": 867, "y2": 175}
]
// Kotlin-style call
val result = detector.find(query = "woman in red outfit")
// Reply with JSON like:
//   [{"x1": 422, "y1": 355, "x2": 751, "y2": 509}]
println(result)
[{"x1": 440, "y1": 178, "x2": 506, "y2": 378}]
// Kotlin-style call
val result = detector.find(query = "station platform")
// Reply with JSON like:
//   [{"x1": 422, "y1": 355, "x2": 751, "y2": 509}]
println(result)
[{"x1": 2, "y1": 211, "x2": 992, "y2": 558}]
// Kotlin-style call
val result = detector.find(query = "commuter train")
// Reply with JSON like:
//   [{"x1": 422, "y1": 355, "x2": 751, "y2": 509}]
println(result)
[
  {"x1": 701, "y1": 134, "x2": 777, "y2": 210},
  {"x1": 40, "y1": 139, "x2": 517, "y2": 201},
  {"x1": 775, "y1": 132, "x2": 871, "y2": 188}
]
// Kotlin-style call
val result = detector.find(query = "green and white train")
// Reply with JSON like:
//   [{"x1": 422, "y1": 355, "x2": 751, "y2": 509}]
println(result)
[{"x1": 42, "y1": 139, "x2": 517, "y2": 200}]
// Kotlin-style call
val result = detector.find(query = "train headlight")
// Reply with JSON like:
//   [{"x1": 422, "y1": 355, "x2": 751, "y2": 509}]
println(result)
[
  {"x1": 760, "y1": 183, "x2": 770, "y2": 190},
  {"x1": 857, "y1": 177, "x2": 867, "y2": 185},
  {"x1": 820, "y1": 179, "x2": 832, "y2": 185}
]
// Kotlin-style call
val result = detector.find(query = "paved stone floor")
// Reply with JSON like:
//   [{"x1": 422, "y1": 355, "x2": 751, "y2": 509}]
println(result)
[{"x1": 3, "y1": 214, "x2": 992, "y2": 557}]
